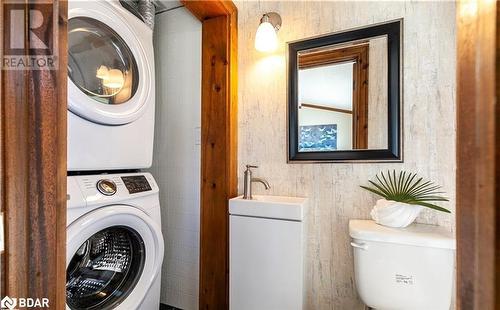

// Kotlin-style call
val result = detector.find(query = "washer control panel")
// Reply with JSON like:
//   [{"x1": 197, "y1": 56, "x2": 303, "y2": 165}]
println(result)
[
  {"x1": 96, "y1": 179, "x2": 117, "y2": 196},
  {"x1": 121, "y1": 175, "x2": 152, "y2": 194}
]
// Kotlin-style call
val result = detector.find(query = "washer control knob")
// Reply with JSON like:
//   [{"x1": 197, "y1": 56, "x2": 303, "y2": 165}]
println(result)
[{"x1": 96, "y1": 179, "x2": 117, "y2": 196}]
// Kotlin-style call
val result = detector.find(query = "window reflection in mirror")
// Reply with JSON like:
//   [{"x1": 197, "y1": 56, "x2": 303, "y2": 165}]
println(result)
[{"x1": 297, "y1": 35, "x2": 388, "y2": 152}]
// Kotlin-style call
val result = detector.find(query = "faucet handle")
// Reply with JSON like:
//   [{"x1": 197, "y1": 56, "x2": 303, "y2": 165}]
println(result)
[{"x1": 246, "y1": 164, "x2": 258, "y2": 169}]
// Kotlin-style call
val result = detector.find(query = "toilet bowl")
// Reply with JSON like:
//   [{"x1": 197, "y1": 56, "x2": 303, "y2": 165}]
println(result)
[{"x1": 349, "y1": 220, "x2": 455, "y2": 310}]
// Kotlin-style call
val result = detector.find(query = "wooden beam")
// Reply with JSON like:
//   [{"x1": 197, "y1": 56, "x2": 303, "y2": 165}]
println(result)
[
  {"x1": 300, "y1": 103, "x2": 353, "y2": 114},
  {"x1": 456, "y1": 0, "x2": 498, "y2": 309},
  {"x1": 182, "y1": 0, "x2": 236, "y2": 20},
  {"x1": 353, "y1": 45, "x2": 369, "y2": 149},
  {"x1": 0, "y1": 0, "x2": 4, "y2": 299},
  {"x1": 182, "y1": 1, "x2": 238, "y2": 309},
  {"x1": 298, "y1": 43, "x2": 368, "y2": 69},
  {"x1": 497, "y1": 3, "x2": 500, "y2": 307}
]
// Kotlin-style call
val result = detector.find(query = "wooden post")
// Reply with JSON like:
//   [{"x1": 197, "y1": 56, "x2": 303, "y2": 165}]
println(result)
[
  {"x1": 456, "y1": 0, "x2": 498, "y2": 309},
  {"x1": 181, "y1": 2, "x2": 238, "y2": 309},
  {"x1": 0, "y1": 1, "x2": 67, "y2": 308}
]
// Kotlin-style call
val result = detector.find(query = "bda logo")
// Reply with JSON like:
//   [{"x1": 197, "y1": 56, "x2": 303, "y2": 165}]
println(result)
[
  {"x1": 0, "y1": 296, "x2": 16, "y2": 310},
  {"x1": 0, "y1": 296, "x2": 49, "y2": 309}
]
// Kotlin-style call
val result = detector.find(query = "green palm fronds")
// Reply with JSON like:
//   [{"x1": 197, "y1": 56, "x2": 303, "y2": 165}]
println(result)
[{"x1": 360, "y1": 170, "x2": 451, "y2": 213}]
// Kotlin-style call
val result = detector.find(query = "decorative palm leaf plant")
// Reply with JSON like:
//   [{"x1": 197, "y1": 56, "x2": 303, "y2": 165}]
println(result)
[{"x1": 360, "y1": 170, "x2": 450, "y2": 213}]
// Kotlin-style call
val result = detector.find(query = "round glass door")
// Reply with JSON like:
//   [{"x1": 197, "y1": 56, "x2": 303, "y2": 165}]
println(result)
[
  {"x1": 68, "y1": 17, "x2": 139, "y2": 105},
  {"x1": 66, "y1": 226, "x2": 145, "y2": 310}
]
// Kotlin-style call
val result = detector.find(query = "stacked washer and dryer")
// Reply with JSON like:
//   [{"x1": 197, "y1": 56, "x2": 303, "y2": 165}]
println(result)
[{"x1": 66, "y1": 1, "x2": 163, "y2": 309}]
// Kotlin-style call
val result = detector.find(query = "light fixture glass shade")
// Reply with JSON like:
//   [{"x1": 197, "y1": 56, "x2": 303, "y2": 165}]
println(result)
[
  {"x1": 103, "y1": 69, "x2": 125, "y2": 89},
  {"x1": 255, "y1": 21, "x2": 278, "y2": 52}
]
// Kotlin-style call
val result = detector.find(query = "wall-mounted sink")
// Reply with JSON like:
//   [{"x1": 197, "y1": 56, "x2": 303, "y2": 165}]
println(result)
[{"x1": 229, "y1": 195, "x2": 307, "y2": 221}]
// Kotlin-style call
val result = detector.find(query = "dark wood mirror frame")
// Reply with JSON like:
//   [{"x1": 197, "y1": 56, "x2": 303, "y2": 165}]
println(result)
[{"x1": 287, "y1": 20, "x2": 402, "y2": 163}]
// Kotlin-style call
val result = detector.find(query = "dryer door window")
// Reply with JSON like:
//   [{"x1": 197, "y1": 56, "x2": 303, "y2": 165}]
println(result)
[
  {"x1": 68, "y1": 17, "x2": 139, "y2": 105},
  {"x1": 66, "y1": 226, "x2": 145, "y2": 310}
]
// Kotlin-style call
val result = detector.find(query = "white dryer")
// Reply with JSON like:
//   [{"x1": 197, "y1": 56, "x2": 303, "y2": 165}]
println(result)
[
  {"x1": 66, "y1": 172, "x2": 163, "y2": 310},
  {"x1": 67, "y1": 0, "x2": 155, "y2": 171}
]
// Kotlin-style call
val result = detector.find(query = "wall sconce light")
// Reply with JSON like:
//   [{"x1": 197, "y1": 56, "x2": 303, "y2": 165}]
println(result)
[{"x1": 255, "y1": 12, "x2": 282, "y2": 52}]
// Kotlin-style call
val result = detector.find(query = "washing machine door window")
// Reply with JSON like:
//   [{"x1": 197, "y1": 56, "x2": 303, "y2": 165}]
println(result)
[
  {"x1": 68, "y1": 1, "x2": 153, "y2": 125},
  {"x1": 68, "y1": 17, "x2": 139, "y2": 106},
  {"x1": 66, "y1": 226, "x2": 145, "y2": 310},
  {"x1": 66, "y1": 206, "x2": 164, "y2": 310}
]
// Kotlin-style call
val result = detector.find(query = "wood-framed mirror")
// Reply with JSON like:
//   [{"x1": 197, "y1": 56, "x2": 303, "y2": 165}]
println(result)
[{"x1": 287, "y1": 20, "x2": 402, "y2": 163}]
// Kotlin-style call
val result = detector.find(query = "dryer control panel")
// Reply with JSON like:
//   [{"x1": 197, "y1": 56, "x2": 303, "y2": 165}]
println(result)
[{"x1": 121, "y1": 175, "x2": 152, "y2": 194}]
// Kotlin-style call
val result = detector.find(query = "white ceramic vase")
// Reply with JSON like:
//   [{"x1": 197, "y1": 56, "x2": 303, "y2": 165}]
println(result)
[{"x1": 370, "y1": 199, "x2": 423, "y2": 228}]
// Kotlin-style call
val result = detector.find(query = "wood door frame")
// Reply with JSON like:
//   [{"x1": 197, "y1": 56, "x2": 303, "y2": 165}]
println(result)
[
  {"x1": 181, "y1": 1, "x2": 238, "y2": 309},
  {"x1": 1, "y1": 0, "x2": 67, "y2": 308},
  {"x1": 456, "y1": 0, "x2": 499, "y2": 309}
]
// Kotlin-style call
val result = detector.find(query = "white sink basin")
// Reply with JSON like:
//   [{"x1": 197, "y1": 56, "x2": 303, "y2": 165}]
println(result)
[{"x1": 229, "y1": 195, "x2": 307, "y2": 221}]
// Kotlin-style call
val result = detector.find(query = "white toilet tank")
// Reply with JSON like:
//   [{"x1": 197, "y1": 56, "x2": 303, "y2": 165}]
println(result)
[{"x1": 349, "y1": 220, "x2": 455, "y2": 310}]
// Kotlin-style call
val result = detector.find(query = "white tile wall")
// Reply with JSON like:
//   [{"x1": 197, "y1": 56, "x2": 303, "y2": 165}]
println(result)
[{"x1": 151, "y1": 7, "x2": 201, "y2": 310}]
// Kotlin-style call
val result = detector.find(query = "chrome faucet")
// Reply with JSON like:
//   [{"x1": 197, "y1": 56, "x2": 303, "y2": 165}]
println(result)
[{"x1": 243, "y1": 165, "x2": 271, "y2": 200}]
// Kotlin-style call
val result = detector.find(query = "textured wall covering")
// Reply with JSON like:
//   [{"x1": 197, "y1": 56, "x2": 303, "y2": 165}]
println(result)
[
  {"x1": 367, "y1": 37, "x2": 388, "y2": 149},
  {"x1": 235, "y1": 1, "x2": 456, "y2": 309},
  {"x1": 151, "y1": 8, "x2": 201, "y2": 309}
]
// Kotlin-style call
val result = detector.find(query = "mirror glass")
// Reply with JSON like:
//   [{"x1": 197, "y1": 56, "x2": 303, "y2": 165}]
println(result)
[
  {"x1": 288, "y1": 21, "x2": 401, "y2": 162},
  {"x1": 298, "y1": 36, "x2": 388, "y2": 151}
]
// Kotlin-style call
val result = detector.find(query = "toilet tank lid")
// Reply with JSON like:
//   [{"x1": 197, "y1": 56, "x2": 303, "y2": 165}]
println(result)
[{"x1": 349, "y1": 220, "x2": 455, "y2": 250}]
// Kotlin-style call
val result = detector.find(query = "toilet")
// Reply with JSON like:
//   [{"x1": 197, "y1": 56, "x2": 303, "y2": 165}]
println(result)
[{"x1": 349, "y1": 220, "x2": 455, "y2": 310}]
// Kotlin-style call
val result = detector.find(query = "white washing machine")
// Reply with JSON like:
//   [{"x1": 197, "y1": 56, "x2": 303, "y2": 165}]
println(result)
[
  {"x1": 67, "y1": 0, "x2": 155, "y2": 171},
  {"x1": 66, "y1": 172, "x2": 164, "y2": 310}
]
